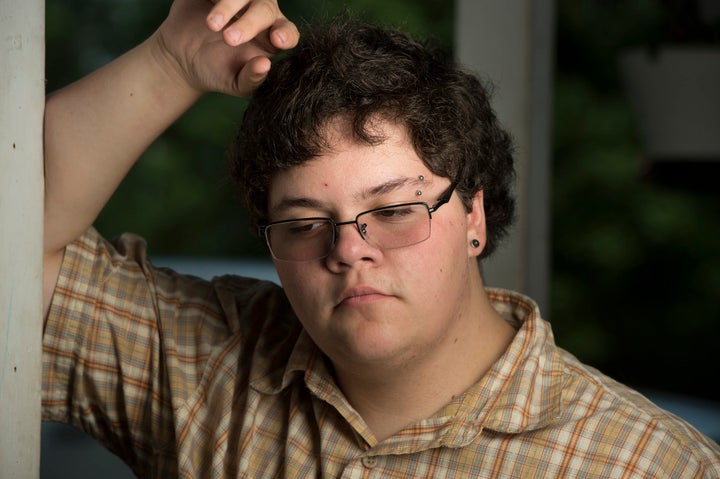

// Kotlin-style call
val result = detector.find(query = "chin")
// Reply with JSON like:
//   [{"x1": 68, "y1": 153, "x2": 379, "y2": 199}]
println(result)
[{"x1": 328, "y1": 327, "x2": 417, "y2": 368}]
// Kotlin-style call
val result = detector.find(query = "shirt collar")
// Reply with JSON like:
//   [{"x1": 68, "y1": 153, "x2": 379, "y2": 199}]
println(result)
[
  {"x1": 249, "y1": 328, "x2": 319, "y2": 395},
  {"x1": 466, "y1": 288, "x2": 564, "y2": 434},
  {"x1": 385, "y1": 288, "x2": 563, "y2": 450},
  {"x1": 250, "y1": 288, "x2": 565, "y2": 446}
]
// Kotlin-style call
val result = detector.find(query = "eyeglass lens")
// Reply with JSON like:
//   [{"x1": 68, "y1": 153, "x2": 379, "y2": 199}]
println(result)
[{"x1": 266, "y1": 203, "x2": 432, "y2": 261}]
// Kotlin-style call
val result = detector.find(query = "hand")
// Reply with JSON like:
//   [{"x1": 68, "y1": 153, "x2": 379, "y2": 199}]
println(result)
[{"x1": 153, "y1": 0, "x2": 299, "y2": 97}]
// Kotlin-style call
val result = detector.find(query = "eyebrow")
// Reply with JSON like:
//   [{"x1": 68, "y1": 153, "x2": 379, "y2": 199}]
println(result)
[
  {"x1": 362, "y1": 176, "x2": 422, "y2": 200},
  {"x1": 271, "y1": 176, "x2": 425, "y2": 215}
]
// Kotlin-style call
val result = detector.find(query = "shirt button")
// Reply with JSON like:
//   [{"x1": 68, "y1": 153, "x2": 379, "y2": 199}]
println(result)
[{"x1": 361, "y1": 456, "x2": 378, "y2": 469}]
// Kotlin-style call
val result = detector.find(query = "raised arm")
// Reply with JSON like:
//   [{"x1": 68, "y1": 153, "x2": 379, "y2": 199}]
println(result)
[{"x1": 43, "y1": 0, "x2": 298, "y2": 316}]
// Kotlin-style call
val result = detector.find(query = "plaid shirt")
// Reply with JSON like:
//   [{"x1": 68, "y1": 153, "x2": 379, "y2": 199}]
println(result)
[{"x1": 43, "y1": 228, "x2": 720, "y2": 478}]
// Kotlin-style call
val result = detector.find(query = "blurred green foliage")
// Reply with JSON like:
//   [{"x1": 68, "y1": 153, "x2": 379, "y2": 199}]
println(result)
[
  {"x1": 552, "y1": 0, "x2": 720, "y2": 400},
  {"x1": 46, "y1": 0, "x2": 720, "y2": 401}
]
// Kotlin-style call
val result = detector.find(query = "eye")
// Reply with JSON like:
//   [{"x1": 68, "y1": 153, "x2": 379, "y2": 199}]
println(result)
[
  {"x1": 371, "y1": 205, "x2": 419, "y2": 222},
  {"x1": 285, "y1": 220, "x2": 331, "y2": 237}
]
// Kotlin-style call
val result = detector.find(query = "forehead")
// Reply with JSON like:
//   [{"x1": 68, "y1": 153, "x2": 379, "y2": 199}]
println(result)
[{"x1": 268, "y1": 119, "x2": 432, "y2": 208}]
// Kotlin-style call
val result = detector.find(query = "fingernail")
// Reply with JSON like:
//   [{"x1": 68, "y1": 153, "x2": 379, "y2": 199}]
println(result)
[
  {"x1": 208, "y1": 13, "x2": 224, "y2": 31},
  {"x1": 274, "y1": 30, "x2": 287, "y2": 46},
  {"x1": 225, "y1": 29, "x2": 243, "y2": 45}
]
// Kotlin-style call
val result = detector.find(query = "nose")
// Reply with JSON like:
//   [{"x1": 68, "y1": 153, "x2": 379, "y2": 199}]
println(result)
[
  {"x1": 325, "y1": 219, "x2": 379, "y2": 270},
  {"x1": 333, "y1": 219, "x2": 367, "y2": 242}
]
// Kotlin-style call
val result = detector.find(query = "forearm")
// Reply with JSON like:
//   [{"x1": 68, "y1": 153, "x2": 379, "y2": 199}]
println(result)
[
  {"x1": 41, "y1": 0, "x2": 299, "y2": 319},
  {"x1": 43, "y1": 34, "x2": 202, "y2": 255}
]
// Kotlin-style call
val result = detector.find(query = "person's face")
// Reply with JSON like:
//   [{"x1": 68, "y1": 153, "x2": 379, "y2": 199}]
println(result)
[{"x1": 267, "y1": 119, "x2": 487, "y2": 372}]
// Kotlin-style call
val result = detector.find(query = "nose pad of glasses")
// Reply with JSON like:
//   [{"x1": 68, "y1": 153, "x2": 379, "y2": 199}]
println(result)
[{"x1": 331, "y1": 220, "x2": 370, "y2": 249}]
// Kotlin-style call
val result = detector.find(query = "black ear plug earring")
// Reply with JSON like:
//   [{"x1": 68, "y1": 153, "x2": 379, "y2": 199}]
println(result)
[{"x1": 471, "y1": 239, "x2": 480, "y2": 248}]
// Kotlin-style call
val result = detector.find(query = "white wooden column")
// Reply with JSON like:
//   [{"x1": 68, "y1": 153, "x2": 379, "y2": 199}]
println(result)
[
  {"x1": 456, "y1": 0, "x2": 555, "y2": 313},
  {"x1": 0, "y1": 0, "x2": 46, "y2": 477}
]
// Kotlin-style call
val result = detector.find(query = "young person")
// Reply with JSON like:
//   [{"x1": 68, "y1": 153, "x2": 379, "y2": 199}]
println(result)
[{"x1": 42, "y1": 0, "x2": 720, "y2": 477}]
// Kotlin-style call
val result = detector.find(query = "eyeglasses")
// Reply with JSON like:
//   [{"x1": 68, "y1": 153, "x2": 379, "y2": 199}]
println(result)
[{"x1": 259, "y1": 181, "x2": 457, "y2": 262}]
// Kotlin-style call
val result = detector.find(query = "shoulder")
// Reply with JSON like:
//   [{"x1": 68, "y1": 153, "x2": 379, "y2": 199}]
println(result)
[
  {"x1": 53, "y1": 227, "x2": 298, "y2": 345},
  {"x1": 482, "y1": 288, "x2": 720, "y2": 476},
  {"x1": 556, "y1": 348, "x2": 720, "y2": 476}
]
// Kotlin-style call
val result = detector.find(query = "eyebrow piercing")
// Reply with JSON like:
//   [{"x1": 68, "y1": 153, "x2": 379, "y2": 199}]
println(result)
[{"x1": 416, "y1": 175, "x2": 425, "y2": 195}]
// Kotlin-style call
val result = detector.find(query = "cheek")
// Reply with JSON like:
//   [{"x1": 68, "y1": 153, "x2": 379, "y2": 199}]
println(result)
[
  {"x1": 420, "y1": 218, "x2": 471, "y2": 286},
  {"x1": 275, "y1": 264, "x2": 324, "y2": 319}
]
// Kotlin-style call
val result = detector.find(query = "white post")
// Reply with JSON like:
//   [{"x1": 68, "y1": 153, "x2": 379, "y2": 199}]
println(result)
[
  {"x1": 456, "y1": 0, "x2": 555, "y2": 313},
  {"x1": 0, "y1": 0, "x2": 46, "y2": 477}
]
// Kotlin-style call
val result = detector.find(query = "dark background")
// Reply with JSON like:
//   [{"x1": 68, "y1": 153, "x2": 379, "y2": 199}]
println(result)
[{"x1": 45, "y1": 0, "x2": 720, "y2": 404}]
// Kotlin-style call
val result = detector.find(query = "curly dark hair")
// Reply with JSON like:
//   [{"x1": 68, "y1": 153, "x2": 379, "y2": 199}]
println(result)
[{"x1": 229, "y1": 15, "x2": 516, "y2": 259}]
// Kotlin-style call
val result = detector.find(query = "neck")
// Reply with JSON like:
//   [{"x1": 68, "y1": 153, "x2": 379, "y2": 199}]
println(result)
[{"x1": 334, "y1": 274, "x2": 517, "y2": 442}]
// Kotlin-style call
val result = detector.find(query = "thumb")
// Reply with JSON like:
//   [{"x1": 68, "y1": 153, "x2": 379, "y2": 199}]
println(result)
[{"x1": 233, "y1": 56, "x2": 272, "y2": 96}]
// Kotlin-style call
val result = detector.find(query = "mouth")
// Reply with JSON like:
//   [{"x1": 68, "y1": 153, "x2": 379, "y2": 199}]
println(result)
[{"x1": 336, "y1": 286, "x2": 391, "y2": 308}]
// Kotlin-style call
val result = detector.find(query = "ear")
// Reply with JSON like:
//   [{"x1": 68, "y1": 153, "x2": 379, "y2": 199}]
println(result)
[{"x1": 466, "y1": 189, "x2": 486, "y2": 257}]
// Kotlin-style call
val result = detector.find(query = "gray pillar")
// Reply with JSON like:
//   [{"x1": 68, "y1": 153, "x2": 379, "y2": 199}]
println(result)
[
  {"x1": 0, "y1": 0, "x2": 46, "y2": 477},
  {"x1": 455, "y1": 0, "x2": 555, "y2": 313}
]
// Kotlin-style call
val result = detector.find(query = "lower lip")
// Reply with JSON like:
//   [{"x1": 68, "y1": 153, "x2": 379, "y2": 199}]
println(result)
[{"x1": 338, "y1": 293, "x2": 389, "y2": 308}]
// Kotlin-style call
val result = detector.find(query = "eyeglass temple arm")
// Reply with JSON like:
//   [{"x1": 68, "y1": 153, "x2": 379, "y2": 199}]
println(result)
[{"x1": 428, "y1": 180, "x2": 458, "y2": 214}]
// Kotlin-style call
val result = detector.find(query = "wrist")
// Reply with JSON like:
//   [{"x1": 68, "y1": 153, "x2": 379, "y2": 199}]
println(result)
[{"x1": 144, "y1": 31, "x2": 204, "y2": 106}]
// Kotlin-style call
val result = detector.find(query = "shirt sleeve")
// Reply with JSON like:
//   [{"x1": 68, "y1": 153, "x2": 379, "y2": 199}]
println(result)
[{"x1": 41, "y1": 227, "x2": 284, "y2": 474}]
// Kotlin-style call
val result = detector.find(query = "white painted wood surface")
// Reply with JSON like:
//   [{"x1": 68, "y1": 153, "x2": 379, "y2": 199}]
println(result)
[
  {"x1": 456, "y1": 0, "x2": 555, "y2": 313},
  {"x1": 0, "y1": 0, "x2": 45, "y2": 477}
]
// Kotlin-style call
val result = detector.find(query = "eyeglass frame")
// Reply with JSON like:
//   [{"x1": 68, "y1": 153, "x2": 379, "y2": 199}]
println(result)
[{"x1": 257, "y1": 180, "x2": 458, "y2": 262}]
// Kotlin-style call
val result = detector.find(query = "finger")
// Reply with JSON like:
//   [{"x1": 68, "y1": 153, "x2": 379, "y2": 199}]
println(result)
[
  {"x1": 268, "y1": 16, "x2": 299, "y2": 50},
  {"x1": 217, "y1": 0, "x2": 289, "y2": 48},
  {"x1": 206, "y1": 0, "x2": 250, "y2": 32},
  {"x1": 233, "y1": 55, "x2": 272, "y2": 96}
]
